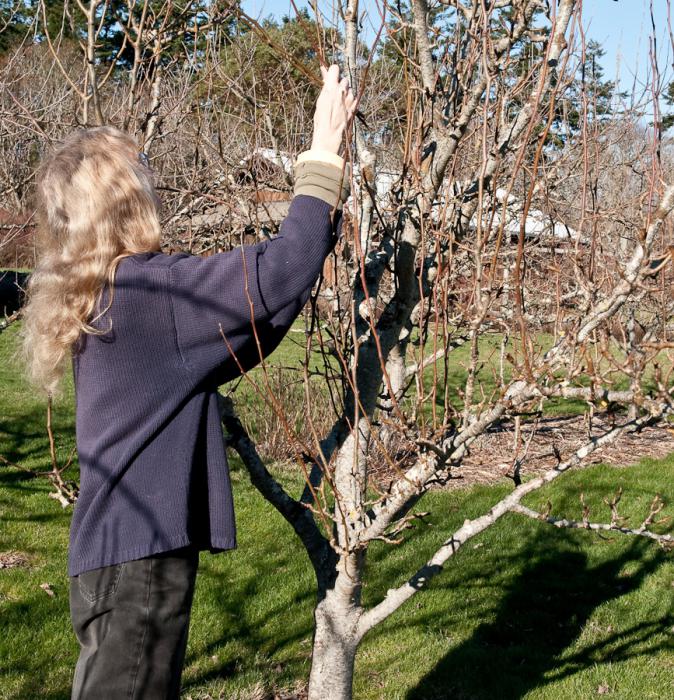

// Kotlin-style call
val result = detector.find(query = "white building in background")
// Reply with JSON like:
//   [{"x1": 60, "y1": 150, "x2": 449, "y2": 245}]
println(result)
[
  {"x1": 473, "y1": 187, "x2": 581, "y2": 241},
  {"x1": 340, "y1": 160, "x2": 581, "y2": 243},
  {"x1": 184, "y1": 148, "x2": 581, "y2": 245}
]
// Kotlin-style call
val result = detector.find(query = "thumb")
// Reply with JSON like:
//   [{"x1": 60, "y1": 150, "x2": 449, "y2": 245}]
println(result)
[{"x1": 320, "y1": 64, "x2": 327, "y2": 82}]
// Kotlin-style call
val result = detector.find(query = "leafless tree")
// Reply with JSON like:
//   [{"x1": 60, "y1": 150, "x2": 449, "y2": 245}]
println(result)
[{"x1": 218, "y1": 2, "x2": 674, "y2": 698}]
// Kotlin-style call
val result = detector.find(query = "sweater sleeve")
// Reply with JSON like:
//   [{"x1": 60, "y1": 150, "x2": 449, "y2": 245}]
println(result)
[{"x1": 167, "y1": 156, "x2": 350, "y2": 380}]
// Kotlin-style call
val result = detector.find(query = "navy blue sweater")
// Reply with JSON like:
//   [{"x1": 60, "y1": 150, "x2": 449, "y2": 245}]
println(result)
[{"x1": 68, "y1": 189, "x2": 346, "y2": 577}]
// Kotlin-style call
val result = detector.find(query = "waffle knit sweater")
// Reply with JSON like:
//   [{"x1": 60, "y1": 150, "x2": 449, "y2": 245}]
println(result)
[{"x1": 68, "y1": 152, "x2": 350, "y2": 577}]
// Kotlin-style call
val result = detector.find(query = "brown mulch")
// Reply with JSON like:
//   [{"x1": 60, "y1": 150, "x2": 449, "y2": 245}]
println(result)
[
  {"x1": 0, "y1": 550, "x2": 30, "y2": 569},
  {"x1": 369, "y1": 413, "x2": 674, "y2": 491},
  {"x1": 447, "y1": 413, "x2": 674, "y2": 489}
]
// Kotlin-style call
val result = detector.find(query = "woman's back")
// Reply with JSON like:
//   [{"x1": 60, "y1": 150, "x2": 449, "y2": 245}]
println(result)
[{"x1": 70, "y1": 191, "x2": 347, "y2": 577}]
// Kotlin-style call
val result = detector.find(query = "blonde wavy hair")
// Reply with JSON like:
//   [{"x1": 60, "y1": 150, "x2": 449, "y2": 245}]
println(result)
[{"x1": 18, "y1": 126, "x2": 162, "y2": 399}]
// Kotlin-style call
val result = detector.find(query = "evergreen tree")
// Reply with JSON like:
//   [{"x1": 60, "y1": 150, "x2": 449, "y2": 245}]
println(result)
[
  {"x1": 553, "y1": 40, "x2": 620, "y2": 141},
  {"x1": 0, "y1": 1, "x2": 31, "y2": 54},
  {"x1": 89, "y1": 0, "x2": 228, "y2": 70},
  {"x1": 662, "y1": 80, "x2": 674, "y2": 132}
]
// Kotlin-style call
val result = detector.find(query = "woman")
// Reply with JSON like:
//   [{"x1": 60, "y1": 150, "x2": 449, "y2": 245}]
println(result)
[{"x1": 19, "y1": 64, "x2": 357, "y2": 699}]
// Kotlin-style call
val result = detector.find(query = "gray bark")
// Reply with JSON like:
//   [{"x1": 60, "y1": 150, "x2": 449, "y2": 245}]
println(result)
[{"x1": 308, "y1": 587, "x2": 361, "y2": 700}]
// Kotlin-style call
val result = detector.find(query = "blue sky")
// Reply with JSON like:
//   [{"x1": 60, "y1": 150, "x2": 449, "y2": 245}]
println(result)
[
  {"x1": 240, "y1": 0, "x2": 673, "y2": 98},
  {"x1": 582, "y1": 0, "x2": 671, "y2": 96}
]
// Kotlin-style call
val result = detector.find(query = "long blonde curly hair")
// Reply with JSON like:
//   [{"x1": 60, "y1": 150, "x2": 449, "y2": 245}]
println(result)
[{"x1": 18, "y1": 126, "x2": 162, "y2": 399}]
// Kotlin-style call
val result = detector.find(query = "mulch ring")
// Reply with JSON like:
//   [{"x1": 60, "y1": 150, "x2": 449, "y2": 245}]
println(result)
[
  {"x1": 0, "y1": 550, "x2": 30, "y2": 569},
  {"x1": 371, "y1": 413, "x2": 674, "y2": 491},
  {"x1": 455, "y1": 413, "x2": 674, "y2": 488}
]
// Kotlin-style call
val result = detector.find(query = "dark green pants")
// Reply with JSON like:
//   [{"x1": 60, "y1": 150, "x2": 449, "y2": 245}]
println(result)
[{"x1": 69, "y1": 545, "x2": 200, "y2": 699}]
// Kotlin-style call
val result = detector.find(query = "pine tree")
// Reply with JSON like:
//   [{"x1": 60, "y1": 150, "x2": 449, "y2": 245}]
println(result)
[
  {"x1": 0, "y1": 1, "x2": 31, "y2": 54},
  {"x1": 662, "y1": 80, "x2": 674, "y2": 132}
]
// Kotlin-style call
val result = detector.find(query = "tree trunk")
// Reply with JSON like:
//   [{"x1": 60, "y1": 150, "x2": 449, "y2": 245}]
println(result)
[{"x1": 308, "y1": 591, "x2": 360, "y2": 700}]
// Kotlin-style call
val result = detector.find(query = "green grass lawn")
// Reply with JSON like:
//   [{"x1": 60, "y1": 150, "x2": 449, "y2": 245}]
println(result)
[{"x1": 1, "y1": 321, "x2": 673, "y2": 700}]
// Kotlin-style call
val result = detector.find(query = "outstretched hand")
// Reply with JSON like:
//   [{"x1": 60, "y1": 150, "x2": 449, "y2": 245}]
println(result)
[{"x1": 310, "y1": 64, "x2": 357, "y2": 155}]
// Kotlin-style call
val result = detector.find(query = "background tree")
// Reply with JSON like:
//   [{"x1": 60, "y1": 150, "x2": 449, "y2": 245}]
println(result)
[
  {"x1": 662, "y1": 78, "x2": 674, "y2": 132},
  {"x1": 0, "y1": 1, "x2": 29, "y2": 53}
]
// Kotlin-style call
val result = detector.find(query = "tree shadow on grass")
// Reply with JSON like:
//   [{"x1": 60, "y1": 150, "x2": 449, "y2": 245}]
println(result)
[
  {"x1": 180, "y1": 552, "x2": 316, "y2": 691},
  {"x1": 0, "y1": 402, "x2": 77, "y2": 490},
  {"x1": 407, "y1": 532, "x2": 671, "y2": 700},
  {"x1": 0, "y1": 593, "x2": 74, "y2": 700}
]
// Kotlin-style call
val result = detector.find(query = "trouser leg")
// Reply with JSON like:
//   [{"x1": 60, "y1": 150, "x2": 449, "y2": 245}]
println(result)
[{"x1": 70, "y1": 545, "x2": 200, "y2": 700}]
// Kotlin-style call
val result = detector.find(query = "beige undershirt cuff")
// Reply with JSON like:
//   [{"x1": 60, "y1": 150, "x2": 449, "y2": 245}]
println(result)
[{"x1": 293, "y1": 150, "x2": 351, "y2": 209}]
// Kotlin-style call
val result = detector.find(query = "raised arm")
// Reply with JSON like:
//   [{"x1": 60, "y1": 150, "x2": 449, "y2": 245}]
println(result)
[{"x1": 168, "y1": 64, "x2": 357, "y2": 379}]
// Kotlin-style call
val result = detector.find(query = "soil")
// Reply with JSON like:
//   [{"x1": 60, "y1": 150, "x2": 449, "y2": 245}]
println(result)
[
  {"x1": 0, "y1": 550, "x2": 29, "y2": 569},
  {"x1": 370, "y1": 412, "x2": 674, "y2": 491}
]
